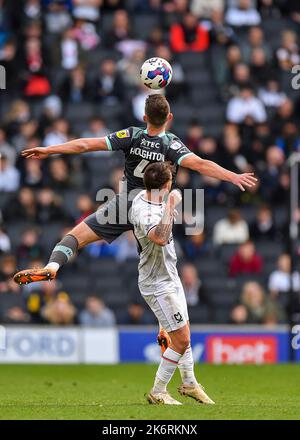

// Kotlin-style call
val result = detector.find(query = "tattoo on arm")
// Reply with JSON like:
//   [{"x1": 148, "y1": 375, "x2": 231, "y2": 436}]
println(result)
[{"x1": 154, "y1": 201, "x2": 175, "y2": 243}]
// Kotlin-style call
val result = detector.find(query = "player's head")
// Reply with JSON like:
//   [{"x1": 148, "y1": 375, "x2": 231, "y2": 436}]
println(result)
[
  {"x1": 144, "y1": 94, "x2": 173, "y2": 127},
  {"x1": 143, "y1": 162, "x2": 172, "y2": 192}
]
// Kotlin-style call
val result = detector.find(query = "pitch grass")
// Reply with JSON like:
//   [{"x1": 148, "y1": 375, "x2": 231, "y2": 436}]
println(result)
[{"x1": 0, "y1": 364, "x2": 300, "y2": 420}]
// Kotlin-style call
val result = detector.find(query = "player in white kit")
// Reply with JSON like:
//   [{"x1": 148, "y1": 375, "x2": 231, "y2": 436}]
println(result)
[{"x1": 130, "y1": 162, "x2": 215, "y2": 405}]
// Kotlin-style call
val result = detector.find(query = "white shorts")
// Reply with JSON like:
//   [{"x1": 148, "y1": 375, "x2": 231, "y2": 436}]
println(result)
[{"x1": 142, "y1": 282, "x2": 189, "y2": 332}]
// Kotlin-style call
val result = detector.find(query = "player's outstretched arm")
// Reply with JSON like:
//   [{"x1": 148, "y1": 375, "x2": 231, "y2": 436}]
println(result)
[
  {"x1": 179, "y1": 153, "x2": 257, "y2": 192},
  {"x1": 148, "y1": 190, "x2": 181, "y2": 246},
  {"x1": 20, "y1": 137, "x2": 108, "y2": 159}
]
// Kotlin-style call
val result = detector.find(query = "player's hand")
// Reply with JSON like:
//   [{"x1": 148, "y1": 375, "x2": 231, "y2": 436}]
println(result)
[
  {"x1": 168, "y1": 189, "x2": 182, "y2": 207},
  {"x1": 232, "y1": 173, "x2": 257, "y2": 192},
  {"x1": 21, "y1": 147, "x2": 50, "y2": 159}
]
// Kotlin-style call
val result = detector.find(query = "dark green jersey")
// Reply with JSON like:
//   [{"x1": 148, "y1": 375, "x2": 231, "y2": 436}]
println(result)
[{"x1": 105, "y1": 126, "x2": 193, "y2": 192}]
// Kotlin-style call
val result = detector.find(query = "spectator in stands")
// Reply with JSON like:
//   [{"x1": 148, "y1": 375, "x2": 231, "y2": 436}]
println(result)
[
  {"x1": 183, "y1": 230, "x2": 208, "y2": 260},
  {"x1": 213, "y1": 209, "x2": 249, "y2": 245},
  {"x1": 106, "y1": 9, "x2": 134, "y2": 48},
  {"x1": 4, "y1": 306, "x2": 31, "y2": 324},
  {"x1": 117, "y1": 47, "x2": 147, "y2": 88},
  {"x1": 259, "y1": 146, "x2": 285, "y2": 203},
  {"x1": 36, "y1": 187, "x2": 68, "y2": 224},
  {"x1": 250, "y1": 47, "x2": 274, "y2": 87},
  {"x1": 271, "y1": 98, "x2": 296, "y2": 138},
  {"x1": 226, "y1": 85, "x2": 267, "y2": 124},
  {"x1": 191, "y1": 0, "x2": 224, "y2": 18},
  {"x1": 43, "y1": 118, "x2": 69, "y2": 147},
  {"x1": 0, "y1": 255, "x2": 19, "y2": 293},
  {"x1": 268, "y1": 254, "x2": 300, "y2": 298},
  {"x1": 241, "y1": 25, "x2": 271, "y2": 63},
  {"x1": 4, "y1": 100, "x2": 31, "y2": 137},
  {"x1": 118, "y1": 300, "x2": 154, "y2": 325},
  {"x1": 3, "y1": 187, "x2": 37, "y2": 223},
  {"x1": 44, "y1": 0, "x2": 72, "y2": 35},
  {"x1": 232, "y1": 281, "x2": 284, "y2": 324},
  {"x1": 257, "y1": 0, "x2": 282, "y2": 19},
  {"x1": 229, "y1": 240, "x2": 263, "y2": 277},
  {"x1": 21, "y1": 155, "x2": 44, "y2": 189},
  {"x1": 72, "y1": 0, "x2": 102, "y2": 23},
  {"x1": 276, "y1": 30, "x2": 300, "y2": 72},
  {"x1": 115, "y1": 231, "x2": 138, "y2": 263},
  {"x1": 75, "y1": 194, "x2": 95, "y2": 224},
  {"x1": 0, "y1": 127, "x2": 16, "y2": 165},
  {"x1": 60, "y1": 28, "x2": 79, "y2": 70},
  {"x1": 258, "y1": 79, "x2": 287, "y2": 110},
  {"x1": 0, "y1": 154, "x2": 20, "y2": 192},
  {"x1": 79, "y1": 296, "x2": 116, "y2": 327},
  {"x1": 250, "y1": 205, "x2": 277, "y2": 240},
  {"x1": 16, "y1": 227, "x2": 44, "y2": 265},
  {"x1": 81, "y1": 116, "x2": 110, "y2": 139},
  {"x1": 170, "y1": 12, "x2": 210, "y2": 52},
  {"x1": 42, "y1": 291, "x2": 77, "y2": 325},
  {"x1": 221, "y1": 131, "x2": 249, "y2": 174},
  {"x1": 47, "y1": 157, "x2": 73, "y2": 190},
  {"x1": 180, "y1": 263, "x2": 203, "y2": 306},
  {"x1": 93, "y1": 58, "x2": 124, "y2": 104},
  {"x1": 0, "y1": 227, "x2": 11, "y2": 254},
  {"x1": 59, "y1": 65, "x2": 90, "y2": 103},
  {"x1": 225, "y1": 0, "x2": 261, "y2": 27},
  {"x1": 185, "y1": 122, "x2": 204, "y2": 153}
]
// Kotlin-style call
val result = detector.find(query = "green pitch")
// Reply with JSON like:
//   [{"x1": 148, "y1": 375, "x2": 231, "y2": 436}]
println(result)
[{"x1": 0, "y1": 364, "x2": 299, "y2": 420}]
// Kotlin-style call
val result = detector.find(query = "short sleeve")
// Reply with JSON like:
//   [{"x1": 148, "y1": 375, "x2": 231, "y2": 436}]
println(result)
[
  {"x1": 134, "y1": 205, "x2": 161, "y2": 237},
  {"x1": 105, "y1": 127, "x2": 133, "y2": 152},
  {"x1": 166, "y1": 138, "x2": 193, "y2": 165}
]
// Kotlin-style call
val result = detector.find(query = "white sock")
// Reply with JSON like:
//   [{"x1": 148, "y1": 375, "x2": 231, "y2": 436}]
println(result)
[
  {"x1": 152, "y1": 348, "x2": 182, "y2": 394},
  {"x1": 178, "y1": 346, "x2": 198, "y2": 386},
  {"x1": 45, "y1": 262, "x2": 60, "y2": 272}
]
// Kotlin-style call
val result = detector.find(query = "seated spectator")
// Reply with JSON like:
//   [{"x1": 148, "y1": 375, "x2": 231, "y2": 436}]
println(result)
[
  {"x1": 75, "y1": 194, "x2": 95, "y2": 224},
  {"x1": 36, "y1": 187, "x2": 68, "y2": 223},
  {"x1": 82, "y1": 116, "x2": 110, "y2": 139},
  {"x1": 259, "y1": 146, "x2": 285, "y2": 203},
  {"x1": 115, "y1": 231, "x2": 139, "y2": 263},
  {"x1": 229, "y1": 240, "x2": 263, "y2": 277},
  {"x1": 231, "y1": 281, "x2": 285, "y2": 324},
  {"x1": 47, "y1": 157, "x2": 73, "y2": 190},
  {"x1": 93, "y1": 58, "x2": 124, "y2": 105},
  {"x1": 4, "y1": 306, "x2": 31, "y2": 324},
  {"x1": 72, "y1": 0, "x2": 101, "y2": 23},
  {"x1": 118, "y1": 300, "x2": 154, "y2": 325},
  {"x1": 241, "y1": 25, "x2": 271, "y2": 63},
  {"x1": 117, "y1": 47, "x2": 147, "y2": 88},
  {"x1": 0, "y1": 154, "x2": 20, "y2": 192},
  {"x1": 16, "y1": 227, "x2": 44, "y2": 265},
  {"x1": 225, "y1": 0, "x2": 261, "y2": 27},
  {"x1": 79, "y1": 296, "x2": 116, "y2": 327},
  {"x1": 0, "y1": 255, "x2": 19, "y2": 293},
  {"x1": 3, "y1": 187, "x2": 37, "y2": 223},
  {"x1": 183, "y1": 230, "x2": 208, "y2": 260},
  {"x1": 221, "y1": 131, "x2": 249, "y2": 174},
  {"x1": 268, "y1": 254, "x2": 300, "y2": 297},
  {"x1": 191, "y1": 0, "x2": 224, "y2": 18},
  {"x1": 213, "y1": 209, "x2": 249, "y2": 245},
  {"x1": 60, "y1": 28, "x2": 79, "y2": 70},
  {"x1": 271, "y1": 98, "x2": 296, "y2": 138},
  {"x1": 226, "y1": 85, "x2": 267, "y2": 124},
  {"x1": 0, "y1": 127, "x2": 16, "y2": 165},
  {"x1": 0, "y1": 226, "x2": 11, "y2": 254},
  {"x1": 276, "y1": 30, "x2": 300, "y2": 72},
  {"x1": 106, "y1": 9, "x2": 134, "y2": 48},
  {"x1": 43, "y1": 118, "x2": 69, "y2": 147},
  {"x1": 258, "y1": 79, "x2": 287, "y2": 109},
  {"x1": 44, "y1": 0, "x2": 72, "y2": 35},
  {"x1": 257, "y1": 0, "x2": 282, "y2": 19},
  {"x1": 42, "y1": 291, "x2": 77, "y2": 325},
  {"x1": 250, "y1": 205, "x2": 277, "y2": 240},
  {"x1": 59, "y1": 65, "x2": 90, "y2": 103},
  {"x1": 250, "y1": 47, "x2": 274, "y2": 87},
  {"x1": 21, "y1": 155, "x2": 44, "y2": 189},
  {"x1": 170, "y1": 12, "x2": 210, "y2": 52},
  {"x1": 180, "y1": 263, "x2": 203, "y2": 306},
  {"x1": 72, "y1": 18, "x2": 100, "y2": 51},
  {"x1": 185, "y1": 122, "x2": 204, "y2": 153}
]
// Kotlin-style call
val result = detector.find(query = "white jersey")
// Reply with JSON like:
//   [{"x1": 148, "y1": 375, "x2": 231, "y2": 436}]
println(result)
[{"x1": 130, "y1": 190, "x2": 181, "y2": 296}]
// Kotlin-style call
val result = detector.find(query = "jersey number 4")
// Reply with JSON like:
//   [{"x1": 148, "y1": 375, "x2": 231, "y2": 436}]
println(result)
[{"x1": 133, "y1": 159, "x2": 150, "y2": 178}]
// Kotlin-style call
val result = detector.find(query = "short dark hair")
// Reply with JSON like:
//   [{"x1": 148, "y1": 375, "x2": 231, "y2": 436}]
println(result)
[
  {"x1": 143, "y1": 162, "x2": 172, "y2": 191},
  {"x1": 145, "y1": 94, "x2": 170, "y2": 127}
]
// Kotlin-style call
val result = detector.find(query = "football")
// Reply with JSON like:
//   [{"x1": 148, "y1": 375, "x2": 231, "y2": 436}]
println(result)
[{"x1": 140, "y1": 57, "x2": 173, "y2": 90}]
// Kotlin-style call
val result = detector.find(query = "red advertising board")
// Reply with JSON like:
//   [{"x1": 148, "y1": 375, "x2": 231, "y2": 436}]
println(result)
[{"x1": 207, "y1": 335, "x2": 277, "y2": 364}]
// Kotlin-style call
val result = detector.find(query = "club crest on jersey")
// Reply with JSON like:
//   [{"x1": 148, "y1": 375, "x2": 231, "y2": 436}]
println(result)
[
  {"x1": 116, "y1": 129, "x2": 130, "y2": 139},
  {"x1": 174, "y1": 312, "x2": 183, "y2": 323},
  {"x1": 170, "y1": 141, "x2": 182, "y2": 150}
]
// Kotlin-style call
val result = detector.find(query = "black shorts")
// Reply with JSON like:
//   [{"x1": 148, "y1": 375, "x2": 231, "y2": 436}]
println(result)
[{"x1": 84, "y1": 191, "x2": 135, "y2": 243}]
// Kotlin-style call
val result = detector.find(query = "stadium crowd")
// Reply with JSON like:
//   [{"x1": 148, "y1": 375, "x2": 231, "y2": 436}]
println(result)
[{"x1": 0, "y1": 0, "x2": 300, "y2": 326}]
